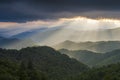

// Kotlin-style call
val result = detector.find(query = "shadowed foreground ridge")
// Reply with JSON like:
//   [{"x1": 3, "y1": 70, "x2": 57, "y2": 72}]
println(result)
[{"x1": 0, "y1": 46, "x2": 88, "y2": 80}]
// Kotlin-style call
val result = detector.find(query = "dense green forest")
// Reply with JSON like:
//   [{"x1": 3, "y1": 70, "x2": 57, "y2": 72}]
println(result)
[
  {"x1": 70, "y1": 63, "x2": 120, "y2": 80},
  {"x1": 0, "y1": 46, "x2": 87, "y2": 80},
  {"x1": 0, "y1": 46, "x2": 120, "y2": 80},
  {"x1": 0, "y1": 59, "x2": 47, "y2": 80}
]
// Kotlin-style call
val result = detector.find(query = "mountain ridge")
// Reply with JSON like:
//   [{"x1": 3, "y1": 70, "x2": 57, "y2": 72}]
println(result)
[
  {"x1": 59, "y1": 48, "x2": 120, "y2": 67},
  {"x1": 0, "y1": 36, "x2": 37, "y2": 49},
  {"x1": 55, "y1": 40, "x2": 120, "y2": 53},
  {"x1": 0, "y1": 46, "x2": 88, "y2": 80}
]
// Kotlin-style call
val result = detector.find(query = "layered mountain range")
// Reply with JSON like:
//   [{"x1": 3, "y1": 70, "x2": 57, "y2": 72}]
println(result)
[
  {"x1": 59, "y1": 49, "x2": 120, "y2": 67},
  {"x1": 55, "y1": 40, "x2": 120, "y2": 53}
]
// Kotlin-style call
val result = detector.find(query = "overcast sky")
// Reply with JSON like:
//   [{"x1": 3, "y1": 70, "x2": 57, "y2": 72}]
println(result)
[{"x1": 1, "y1": 0, "x2": 120, "y2": 22}]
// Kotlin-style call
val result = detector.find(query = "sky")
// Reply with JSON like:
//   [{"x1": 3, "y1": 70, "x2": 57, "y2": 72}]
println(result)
[
  {"x1": 1, "y1": 0, "x2": 120, "y2": 22},
  {"x1": 1, "y1": 0, "x2": 120, "y2": 37}
]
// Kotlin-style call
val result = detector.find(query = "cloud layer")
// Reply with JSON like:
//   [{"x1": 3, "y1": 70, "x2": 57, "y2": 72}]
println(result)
[{"x1": 1, "y1": 0, "x2": 120, "y2": 22}]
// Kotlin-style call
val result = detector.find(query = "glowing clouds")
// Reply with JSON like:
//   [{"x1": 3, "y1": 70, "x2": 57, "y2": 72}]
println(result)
[
  {"x1": 59, "y1": 17, "x2": 120, "y2": 31},
  {"x1": 0, "y1": 22, "x2": 18, "y2": 28},
  {"x1": 1, "y1": 17, "x2": 120, "y2": 30},
  {"x1": 1, "y1": 17, "x2": 120, "y2": 37},
  {"x1": 62, "y1": 17, "x2": 99, "y2": 31}
]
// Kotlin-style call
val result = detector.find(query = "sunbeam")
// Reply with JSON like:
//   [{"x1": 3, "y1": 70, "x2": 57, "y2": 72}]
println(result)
[{"x1": 1, "y1": 17, "x2": 120, "y2": 46}]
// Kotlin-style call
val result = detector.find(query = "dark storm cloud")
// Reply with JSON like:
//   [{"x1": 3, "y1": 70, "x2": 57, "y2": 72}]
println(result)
[{"x1": 1, "y1": 0, "x2": 120, "y2": 22}]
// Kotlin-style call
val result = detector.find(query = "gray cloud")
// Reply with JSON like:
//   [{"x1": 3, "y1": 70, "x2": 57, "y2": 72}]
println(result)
[{"x1": 1, "y1": 0, "x2": 120, "y2": 22}]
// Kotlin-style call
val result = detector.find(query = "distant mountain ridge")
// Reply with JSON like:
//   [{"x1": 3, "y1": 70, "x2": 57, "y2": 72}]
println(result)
[
  {"x1": 0, "y1": 36, "x2": 37, "y2": 49},
  {"x1": 59, "y1": 49, "x2": 120, "y2": 67},
  {"x1": 1, "y1": 27, "x2": 120, "y2": 50},
  {"x1": 55, "y1": 40, "x2": 120, "y2": 53}
]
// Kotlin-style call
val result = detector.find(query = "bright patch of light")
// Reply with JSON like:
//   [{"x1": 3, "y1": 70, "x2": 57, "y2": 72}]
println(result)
[
  {"x1": 1, "y1": 16, "x2": 120, "y2": 37},
  {"x1": 58, "y1": 17, "x2": 120, "y2": 31}
]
